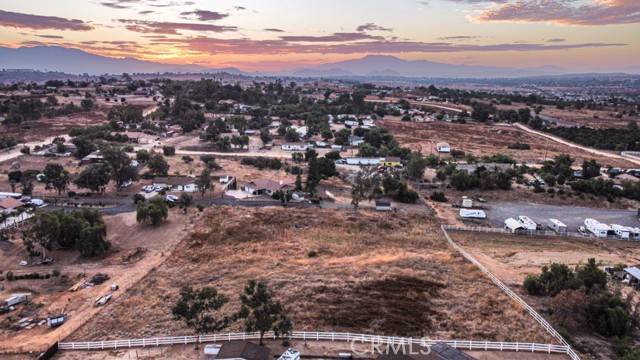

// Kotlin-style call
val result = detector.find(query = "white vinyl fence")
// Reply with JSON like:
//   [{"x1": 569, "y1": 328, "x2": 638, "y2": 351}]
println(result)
[
  {"x1": 58, "y1": 331, "x2": 571, "y2": 355},
  {"x1": 440, "y1": 225, "x2": 580, "y2": 360}
]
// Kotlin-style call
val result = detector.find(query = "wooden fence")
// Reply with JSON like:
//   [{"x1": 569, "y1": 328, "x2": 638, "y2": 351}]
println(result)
[
  {"x1": 58, "y1": 331, "x2": 571, "y2": 355},
  {"x1": 440, "y1": 225, "x2": 580, "y2": 360}
]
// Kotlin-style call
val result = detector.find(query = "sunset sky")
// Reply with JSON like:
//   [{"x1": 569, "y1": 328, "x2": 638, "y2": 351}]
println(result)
[{"x1": 0, "y1": 0, "x2": 638, "y2": 72}]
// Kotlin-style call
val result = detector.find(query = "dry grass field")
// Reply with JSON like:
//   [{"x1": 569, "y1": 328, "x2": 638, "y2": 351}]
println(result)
[
  {"x1": 380, "y1": 119, "x2": 635, "y2": 168},
  {"x1": 449, "y1": 231, "x2": 640, "y2": 285},
  {"x1": 68, "y1": 207, "x2": 554, "y2": 344}
]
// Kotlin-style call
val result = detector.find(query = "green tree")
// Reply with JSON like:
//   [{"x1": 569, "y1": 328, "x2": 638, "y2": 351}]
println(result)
[
  {"x1": 74, "y1": 164, "x2": 111, "y2": 193},
  {"x1": 22, "y1": 211, "x2": 60, "y2": 258},
  {"x1": 582, "y1": 160, "x2": 602, "y2": 179},
  {"x1": 238, "y1": 280, "x2": 293, "y2": 345},
  {"x1": 173, "y1": 286, "x2": 230, "y2": 333},
  {"x1": 103, "y1": 146, "x2": 138, "y2": 188},
  {"x1": 136, "y1": 197, "x2": 169, "y2": 226},
  {"x1": 196, "y1": 169, "x2": 213, "y2": 197},
  {"x1": 71, "y1": 137, "x2": 97, "y2": 159},
  {"x1": 43, "y1": 163, "x2": 71, "y2": 195},
  {"x1": 406, "y1": 152, "x2": 428, "y2": 180},
  {"x1": 77, "y1": 224, "x2": 109, "y2": 257},
  {"x1": 147, "y1": 153, "x2": 170, "y2": 176}
]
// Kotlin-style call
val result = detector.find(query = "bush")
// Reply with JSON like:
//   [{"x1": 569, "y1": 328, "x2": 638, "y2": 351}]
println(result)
[
  {"x1": 430, "y1": 191, "x2": 448, "y2": 202},
  {"x1": 307, "y1": 250, "x2": 318, "y2": 258},
  {"x1": 163, "y1": 146, "x2": 176, "y2": 156},
  {"x1": 240, "y1": 157, "x2": 282, "y2": 170}
]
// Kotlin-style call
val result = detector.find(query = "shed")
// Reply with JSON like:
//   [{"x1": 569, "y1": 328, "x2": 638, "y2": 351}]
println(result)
[
  {"x1": 436, "y1": 142, "x2": 451, "y2": 154},
  {"x1": 0, "y1": 198, "x2": 24, "y2": 212},
  {"x1": 217, "y1": 341, "x2": 271, "y2": 360}
]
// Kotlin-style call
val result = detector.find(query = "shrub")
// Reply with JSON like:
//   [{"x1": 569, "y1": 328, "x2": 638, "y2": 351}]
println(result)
[{"x1": 430, "y1": 191, "x2": 448, "y2": 202}]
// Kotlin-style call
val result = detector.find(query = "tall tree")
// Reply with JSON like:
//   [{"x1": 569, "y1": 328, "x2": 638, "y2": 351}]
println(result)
[
  {"x1": 172, "y1": 286, "x2": 230, "y2": 333},
  {"x1": 74, "y1": 164, "x2": 111, "y2": 193},
  {"x1": 196, "y1": 169, "x2": 213, "y2": 197},
  {"x1": 238, "y1": 280, "x2": 292, "y2": 345},
  {"x1": 102, "y1": 145, "x2": 138, "y2": 188},
  {"x1": 43, "y1": 163, "x2": 71, "y2": 195}
]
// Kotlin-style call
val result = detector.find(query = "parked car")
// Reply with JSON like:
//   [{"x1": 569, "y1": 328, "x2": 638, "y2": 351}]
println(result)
[{"x1": 165, "y1": 195, "x2": 179, "y2": 203}]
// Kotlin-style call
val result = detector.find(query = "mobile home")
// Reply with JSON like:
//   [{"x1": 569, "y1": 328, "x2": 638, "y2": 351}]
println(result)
[
  {"x1": 460, "y1": 209, "x2": 486, "y2": 219},
  {"x1": 611, "y1": 224, "x2": 631, "y2": 239}
]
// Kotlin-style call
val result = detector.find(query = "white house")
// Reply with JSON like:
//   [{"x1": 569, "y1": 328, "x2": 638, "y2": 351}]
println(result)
[
  {"x1": 281, "y1": 144, "x2": 309, "y2": 151},
  {"x1": 345, "y1": 157, "x2": 382, "y2": 166}
]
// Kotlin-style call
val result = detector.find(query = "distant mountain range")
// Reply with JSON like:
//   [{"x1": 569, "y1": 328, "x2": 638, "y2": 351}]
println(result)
[
  {"x1": 0, "y1": 46, "x2": 244, "y2": 75},
  {"x1": 0, "y1": 46, "x2": 636, "y2": 79},
  {"x1": 287, "y1": 55, "x2": 567, "y2": 78}
]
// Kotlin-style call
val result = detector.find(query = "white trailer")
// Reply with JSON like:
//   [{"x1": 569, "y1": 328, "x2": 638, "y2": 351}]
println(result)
[
  {"x1": 547, "y1": 219, "x2": 567, "y2": 234},
  {"x1": 459, "y1": 209, "x2": 486, "y2": 219},
  {"x1": 4, "y1": 293, "x2": 30, "y2": 307},
  {"x1": 518, "y1": 216, "x2": 538, "y2": 231},
  {"x1": 584, "y1": 218, "x2": 614, "y2": 238},
  {"x1": 611, "y1": 224, "x2": 631, "y2": 239},
  {"x1": 505, "y1": 218, "x2": 526, "y2": 233}
]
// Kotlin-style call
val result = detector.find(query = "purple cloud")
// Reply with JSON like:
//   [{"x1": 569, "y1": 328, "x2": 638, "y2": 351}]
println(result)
[
  {"x1": 356, "y1": 23, "x2": 393, "y2": 32},
  {"x1": 475, "y1": 0, "x2": 640, "y2": 25},
  {"x1": 280, "y1": 32, "x2": 384, "y2": 42},
  {"x1": 0, "y1": 10, "x2": 93, "y2": 31},
  {"x1": 118, "y1": 19, "x2": 237, "y2": 34},
  {"x1": 154, "y1": 36, "x2": 626, "y2": 55},
  {"x1": 180, "y1": 10, "x2": 228, "y2": 21}
]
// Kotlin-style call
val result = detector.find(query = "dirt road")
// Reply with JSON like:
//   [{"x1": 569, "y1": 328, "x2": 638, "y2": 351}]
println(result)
[{"x1": 510, "y1": 123, "x2": 640, "y2": 167}]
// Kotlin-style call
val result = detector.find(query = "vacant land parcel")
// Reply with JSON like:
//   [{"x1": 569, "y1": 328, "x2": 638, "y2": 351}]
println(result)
[{"x1": 69, "y1": 207, "x2": 554, "y2": 344}]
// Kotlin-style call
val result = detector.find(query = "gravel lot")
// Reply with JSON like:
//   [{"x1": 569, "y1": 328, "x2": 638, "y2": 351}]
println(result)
[{"x1": 486, "y1": 201, "x2": 639, "y2": 230}]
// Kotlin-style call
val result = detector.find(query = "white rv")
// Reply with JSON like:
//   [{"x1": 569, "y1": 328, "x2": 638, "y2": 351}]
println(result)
[
  {"x1": 459, "y1": 209, "x2": 486, "y2": 219},
  {"x1": 547, "y1": 219, "x2": 567, "y2": 234},
  {"x1": 504, "y1": 218, "x2": 526, "y2": 233},
  {"x1": 584, "y1": 218, "x2": 614, "y2": 238},
  {"x1": 518, "y1": 216, "x2": 538, "y2": 231},
  {"x1": 611, "y1": 224, "x2": 631, "y2": 239}
]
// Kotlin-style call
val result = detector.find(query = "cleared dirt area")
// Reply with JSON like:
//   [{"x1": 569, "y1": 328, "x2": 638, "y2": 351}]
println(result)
[
  {"x1": 1, "y1": 112, "x2": 107, "y2": 143},
  {"x1": 449, "y1": 231, "x2": 640, "y2": 285},
  {"x1": 68, "y1": 207, "x2": 554, "y2": 344},
  {"x1": 380, "y1": 119, "x2": 635, "y2": 168},
  {"x1": 0, "y1": 210, "x2": 194, "y2": 354}
]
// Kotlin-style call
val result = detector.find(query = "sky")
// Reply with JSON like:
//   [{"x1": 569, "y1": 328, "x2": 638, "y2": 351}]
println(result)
[{"x1": 0, "y1": 0, "x2": 638, "y2": 72}]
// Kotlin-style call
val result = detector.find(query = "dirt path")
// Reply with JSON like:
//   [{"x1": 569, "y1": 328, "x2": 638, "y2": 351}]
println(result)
[{"x1": 509, "y1": 123, "x2": 640, "y2": 167}]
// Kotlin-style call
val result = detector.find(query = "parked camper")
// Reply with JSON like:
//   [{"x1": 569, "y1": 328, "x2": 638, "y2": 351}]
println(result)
[
  {"x1": 584, "y1": 218, "x2": 614, "y2": 238},
  {"x1": 460, "y1": 209, "x2": 486, "y2": 219},
  {"x1": 4, "y1": 293, "x2": 30, "y2": 307},
  {"x1": 547, "y1": 219, "x2": 567, "y2": 234},
  {"x1": 518, "y1": 216, "x2": 538, "y2": 231},
  {"x1": 611, "y1": 224, "x2": 631, "y2": 239},
  {"x1": 504, "y1": 218, "x2": 526, "y2": 233},
  {"x1": 47, "y1": 314, "x2": 67, "y2": 328}
]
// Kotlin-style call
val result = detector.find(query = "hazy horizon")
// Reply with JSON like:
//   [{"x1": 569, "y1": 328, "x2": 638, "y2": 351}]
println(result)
[{"x1": 0, "y1": 0, "x2": 639, "y2": 73}]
